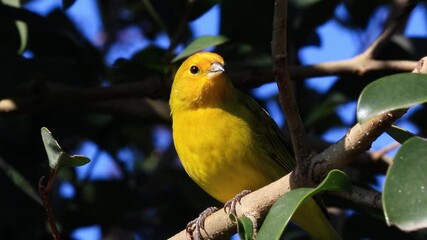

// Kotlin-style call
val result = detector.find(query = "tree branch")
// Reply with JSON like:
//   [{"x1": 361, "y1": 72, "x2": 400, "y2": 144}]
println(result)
[
  {"x1": 0, "y1": 77, "x2": 171, "y2": 122},
  {"x1": 363, "y1": 0, "x2": 419, "y2": 59},
  {"x1": 169, "y1": 174, "x2": 293, "y2": 239},
  {"x1": 289, "y1": 59, "x2": 417, "y2": 79},
  {"x1": 310, "y1": 109, "x2": 406, "y2": 182},
  {"x1": 335, "y1": 186, "x2": 383, "y2": 209},
  {"x1": 272, "y1": 0, "x2": 312, "y2": 182}
]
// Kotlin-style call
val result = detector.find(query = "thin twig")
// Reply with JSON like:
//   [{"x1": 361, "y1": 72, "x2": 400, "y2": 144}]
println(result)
[
  {"x1": 370, "y1": 142, "x2": 400, "y2": 164},
  {"x1": 290, "y1": 59, "x2": 417, "y2": 79},
  {"x1": 364, "y1": 0, "x2": 419, "y2": 59},
  {"x1": 271, "y1": 0, "x2": 312, "y2": 183},
  {"x1": 39, "y1": 172, "x2": 61, "y2": 240}
]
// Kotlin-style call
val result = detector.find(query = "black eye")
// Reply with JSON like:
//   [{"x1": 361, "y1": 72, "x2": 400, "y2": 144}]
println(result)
[{"x1": 190, "y1": 65, "x2": 199, "y2": 74}]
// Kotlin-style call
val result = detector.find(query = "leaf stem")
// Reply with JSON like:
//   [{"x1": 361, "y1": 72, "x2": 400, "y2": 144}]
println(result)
[{"x1": 39, "y1": 173, "x2": 61, "y2": 240}]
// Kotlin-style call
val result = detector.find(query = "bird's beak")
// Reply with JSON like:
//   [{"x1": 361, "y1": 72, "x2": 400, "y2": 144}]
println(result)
[{"x1": 208, "y1": 62, "x2": 225, "y2": 74}]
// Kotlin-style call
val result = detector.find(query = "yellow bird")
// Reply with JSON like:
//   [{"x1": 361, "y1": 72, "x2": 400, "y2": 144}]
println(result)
[{"x1": 170, "y1": 52, "x2": 340, "y2": 239}]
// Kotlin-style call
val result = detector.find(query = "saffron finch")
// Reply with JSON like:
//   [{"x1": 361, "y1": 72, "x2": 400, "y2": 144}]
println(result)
[{"x1": 170, "y1": 52, "x2": 340, "y2": 239}]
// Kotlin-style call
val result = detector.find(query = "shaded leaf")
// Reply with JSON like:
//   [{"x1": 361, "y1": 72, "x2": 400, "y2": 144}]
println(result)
[
  {"x1": 0, "y1": 157, "x2": 42, "y2": 205},
  {"x1": 2, "y1": 0, "x2": 27, "y2": 53},
  {"x1": 290, "y1": 0, "x2": 324, "y2": 8},
  {"x1": 220, "y1": 0, "x2": 273, "y2": 53},
  {"x1": 57, "y1": 153, "x2": 91, "y2": 169},
  {"x1": 237, "y1": 216, "x2": 254, "y2": 240},
  {"x1": 188, "y1": 0, "x2": 222, "y2": 21},
  {"x1": 344, "y1": 0, "x2": 386, "y2": 28},
  {"x1": 357, "y1": 73, "x2": 427, "y2": 122},
  {"x1": 386, "y1": 125, "x2": 416, "y2": 144},
  {"x1": 383, "y1": 137, "x2": 427, "y2": 231},
  {"x1": 149, "y1": 0, "x2": 219, "y2": 40},
  {"x1": 305, "y1": 92, "x2": 347, "y2": 127},
  {"x1": 172, "y1": 35, "x2": 228, "y2": 62},
  {"x1": 41, "y1": 127, "x2": 63, "y2": 169},
  {"x1": 15, "y1": 19, "x2": 27, "y2": 53},
  {"x1": 257, "y1": 170, "x2": 351, "y2": 239},
  {"x1": 62, "y1": 0, "x2": 77, "y2": 10},
  {"x1": 41, "y1": 127, "x2": 90, "y2": 170},
  {"x1": 131, "y1": 45, "x2": 169, "y2": 74}
]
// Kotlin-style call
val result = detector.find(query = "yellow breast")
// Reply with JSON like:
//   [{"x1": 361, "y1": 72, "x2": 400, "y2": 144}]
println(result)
[{"x1": 172, "y1": 107, "x2": 282, "y2": 203}]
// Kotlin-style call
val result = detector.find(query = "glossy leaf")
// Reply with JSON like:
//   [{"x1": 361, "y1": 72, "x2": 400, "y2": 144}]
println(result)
[
  {"x1": 386, "y1": 125, "x2": 416, "y2": 144},
  {"x1": 357, "y1": 73, "x2": 427, "y2": 122},
  {"x1": 383, "y1": 137, "x2": 427, "y2": 231},
  {"x1": 257, "y1": 170, "x2": 351, "y2": 239},
  {"x1": 172, "y1": 35, "x2": 228, "y2": 62},
  {"x1": 41, "y1": 127, "x2": 90, "y2": 170},
  {"x1": 237, "y1": 216, "x2": 254, "y2": 240}
]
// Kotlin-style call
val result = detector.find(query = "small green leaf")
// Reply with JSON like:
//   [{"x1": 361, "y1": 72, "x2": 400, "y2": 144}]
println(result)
[
  {"x1": 257, "y1": 170, "x2": 351, "y2": 240},
  {"x1": 2, "y1": 0, "x2": 28, "y2": 53},
  {"x1": 172, "y1": 35, "x2": 229, "y2": 62},
  {"x1": 57, "y1": 153, "x2": 91, "y2": 169},
  {"x1": 386, "y1": 125, "x2": 415, "y2": 144},
  {"x1": 305, "y1": 92, "x2": 347, "y2": 128},
  {"x1": 41, "y1": 127, "x2": 90, "y2": 170},
  {"x1": 0, "y1": 157, "x2": 42, "y2": 205},
  {"x1": 290, "y1": 0, "x2": 323, "y2": 8},
  {"x1": 237, "y1": 216, "x2": 254, "y2": 240},
  {"x1": 41, "y1": 127, "x2": 63, "y2": 169},
  {"x1": 357, "y1": 73, "x2": 427, "y2": 122},
  {"x1": 383, "y1": 137, "x2": 427, "y2": 231}
]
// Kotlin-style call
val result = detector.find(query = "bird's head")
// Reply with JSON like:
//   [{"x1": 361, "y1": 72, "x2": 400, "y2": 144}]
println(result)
[{"x1": 170, "y1": 52, "x2": 234, "y2": 113}]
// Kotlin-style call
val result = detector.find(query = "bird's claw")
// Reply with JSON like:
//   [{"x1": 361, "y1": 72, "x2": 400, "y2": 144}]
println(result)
[
  {"x1": 224, "y1": 190, "x2": 251, "y2": 217},
  {"x1": 186, "y1": 206, "x2": 218, "y2": 240}
]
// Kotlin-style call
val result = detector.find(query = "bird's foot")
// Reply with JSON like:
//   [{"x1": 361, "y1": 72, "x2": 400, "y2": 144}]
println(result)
[
  {"x1": 186, "y1": 206, "x2": 218, "y2": 240},
  {"x1": 224, "y1": 190, "x2": 251, "y2": 217}
]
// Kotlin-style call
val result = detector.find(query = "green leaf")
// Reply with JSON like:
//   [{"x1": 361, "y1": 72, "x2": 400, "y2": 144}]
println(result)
[
  {"x1": 41, "y1": 127, "x2": 62, "y2": 169},
  {"x1": 57, "y1": 153, "x2": 91, "y2": 169},
  {"x1": 172, "y1": 35, "x2": 229, "y2": 62},
  {"x1": 386, "y1": 125, "x2": 416, "y2": 144},
  {"x1": 41, "y1": 127, "x2": 90, "y2": 170},
  {"x1": 290, "y1": 0, "x2": 324, "y2": 8},
  {"x1": 305, "y1": 92, "x2": 347, "y2": 127},
  {"x1": 257, "y1": 170, "x2": 351, "y2": 239},
  {"x1": 383, "y1": 137, "x2": 427, "y2": 231},
  {"x1": 2, "y1": 0, "x2": 28, "y2": 53},
  {"x1": 237, "y1": 216, "x2": 254, "y2": 240},
  {"x1": 0, "y1": 157, "x2": 42, "y2": 205},
  {"x1": 357, "y1": 73, "x2": 427, "y2": 122}
]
